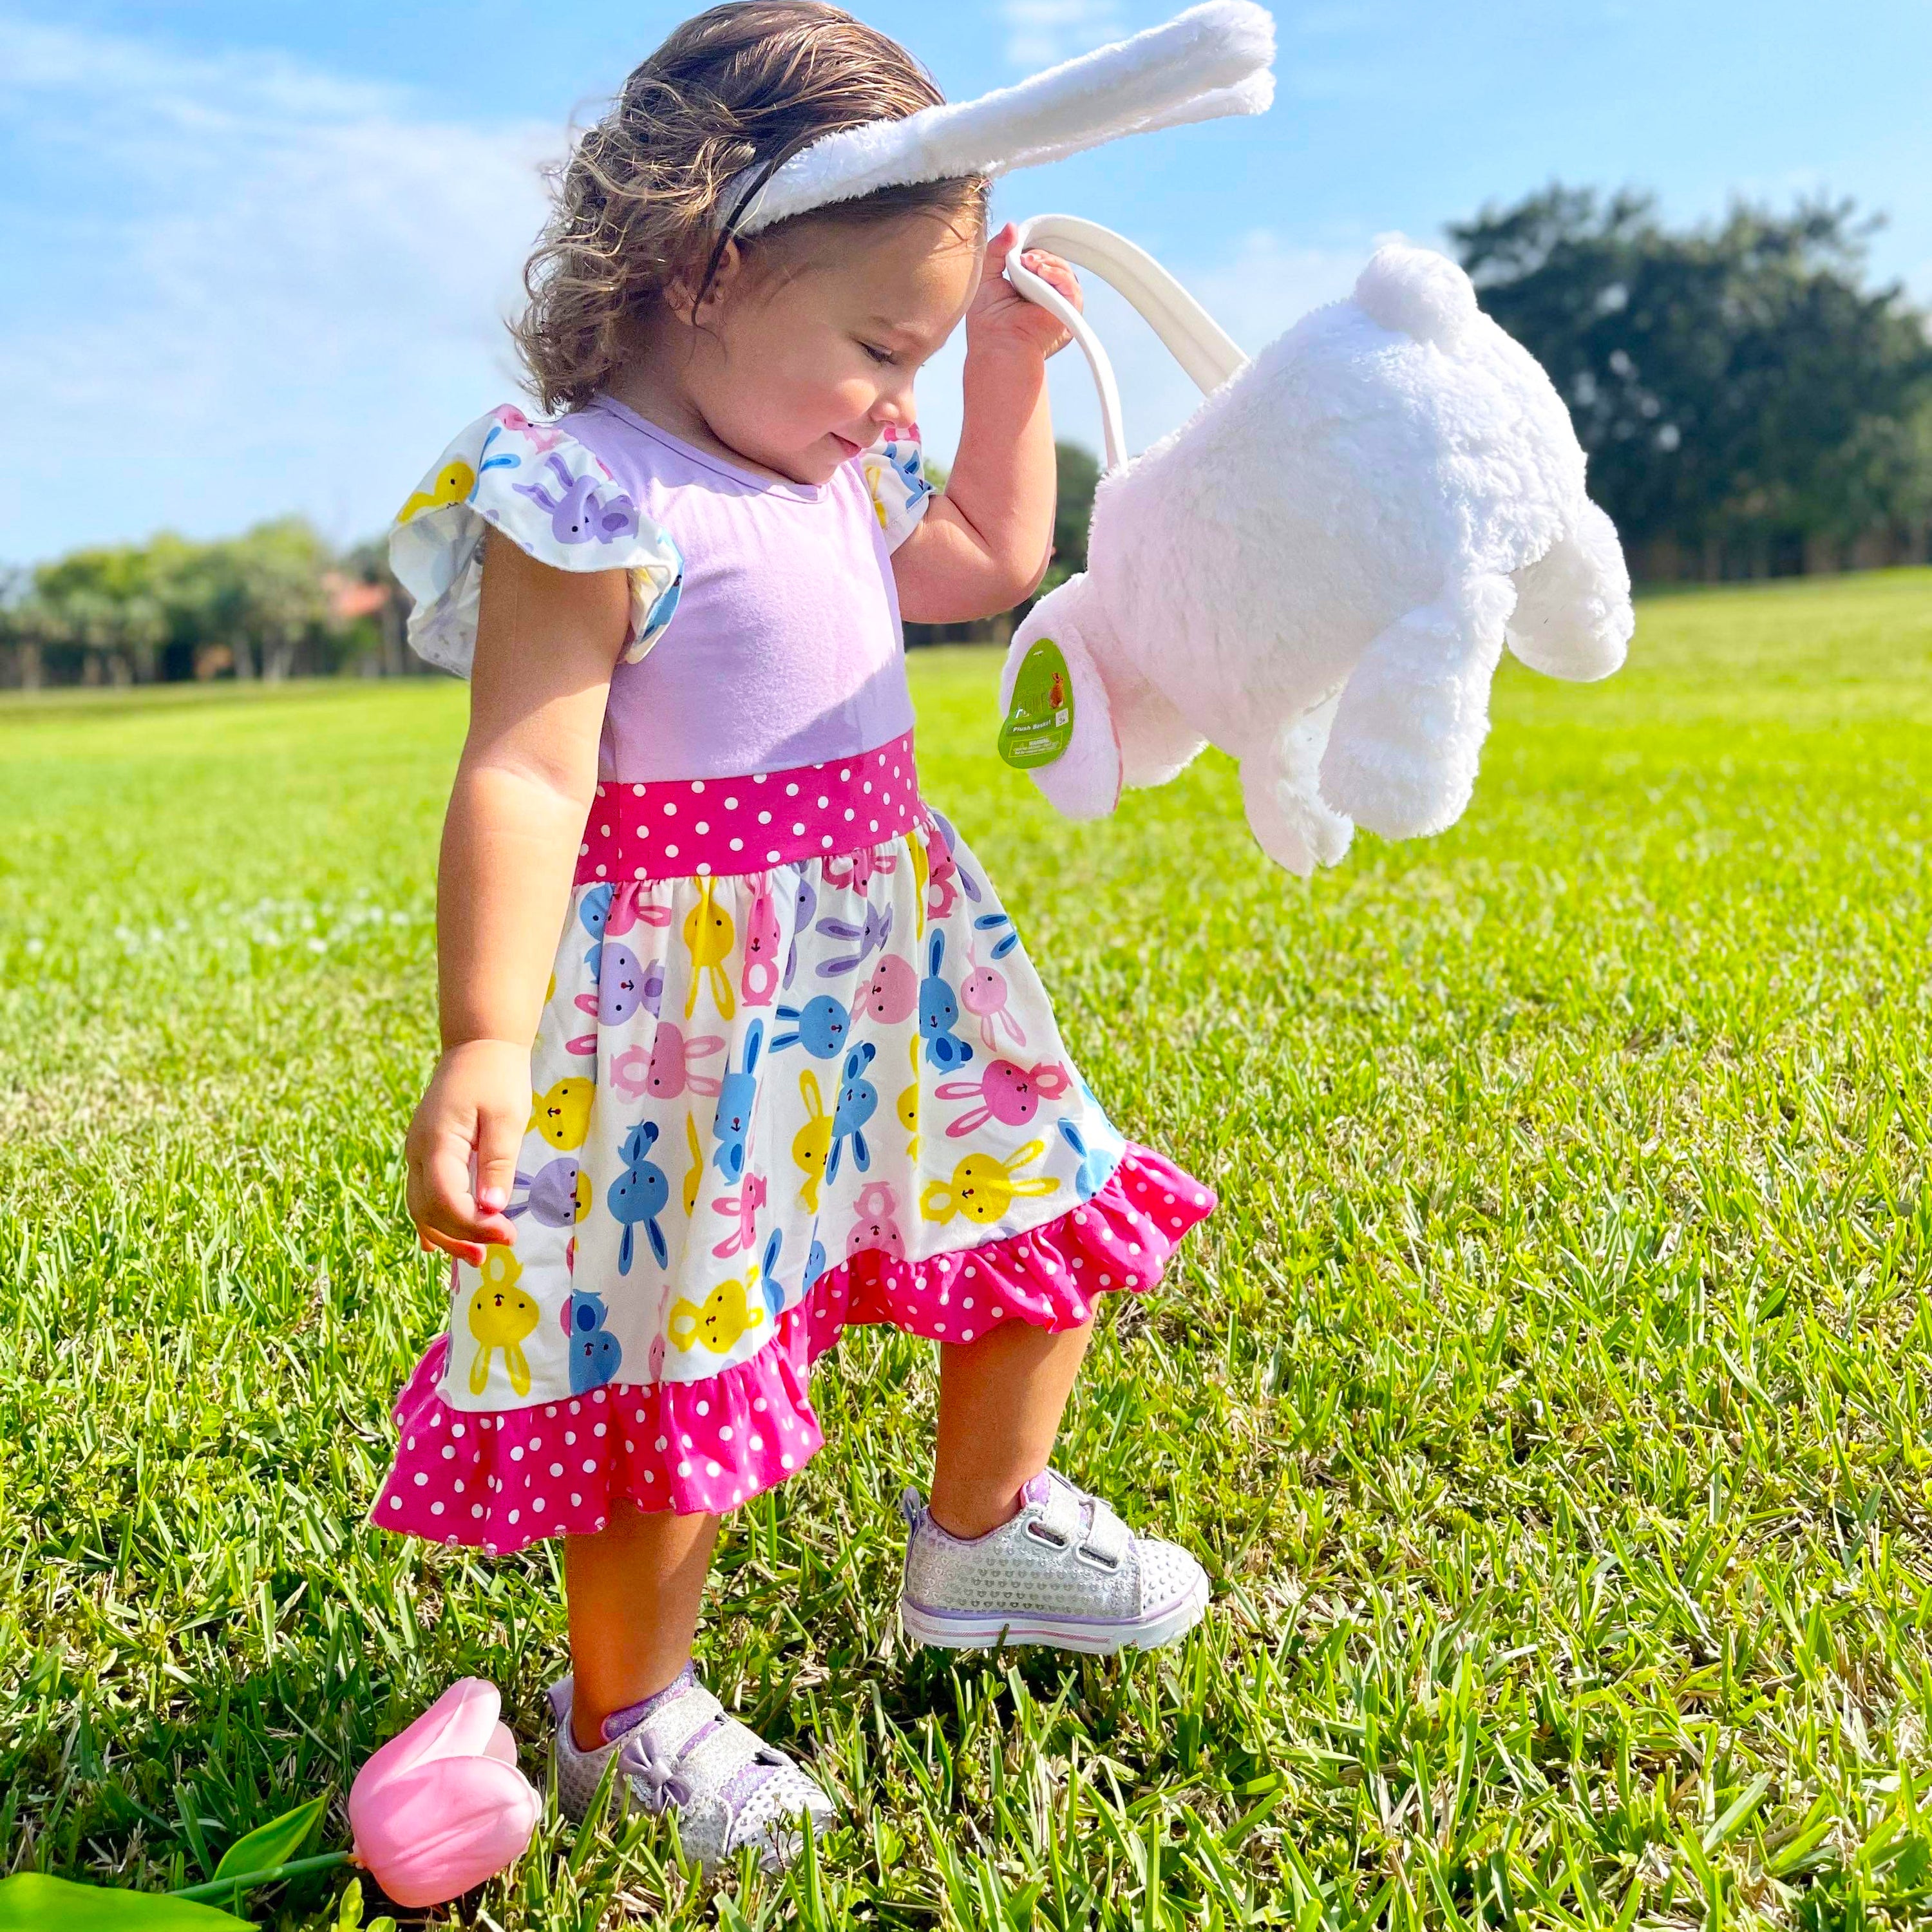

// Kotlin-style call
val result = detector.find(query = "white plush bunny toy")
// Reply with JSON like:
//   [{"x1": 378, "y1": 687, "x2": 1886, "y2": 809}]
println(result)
[
  {"x1": 726, "y1": 0, "x2": 1633, "y2": 875},
  {"x1": 998, "y1": 222, "x2": 1636, "y2": 875}
]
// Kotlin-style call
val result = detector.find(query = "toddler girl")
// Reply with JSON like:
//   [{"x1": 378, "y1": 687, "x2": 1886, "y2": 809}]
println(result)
[{"x1": 376, "y1": 0, "x2": 1215, "y2": 1871}]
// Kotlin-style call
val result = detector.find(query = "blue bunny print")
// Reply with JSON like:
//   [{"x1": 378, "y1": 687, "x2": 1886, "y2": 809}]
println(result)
[
  {"x1": 609, "y1": 1121, "x2": 670, "y2": 1274},
  {"x1": 825, "y1": 1041, "x2": 878, "y2": 1185},
  {"x1": 972, "y1": 909, "x2": 1019, "y2": 961},
  {"x1": 712, "y1": 1019, "x2": 764, "y2": 1182},
  {"x1": 919, "y1": 931, "x2": 974, "y2": 1070},
  {"x1": 1056, "y1": 1120, "x2": 1110, "y2": 1201},
  {"x1": 771, "y1": 993, "x2": 850, "y2": 1057},
  {"x1": 565, "y1": 1290, "x2": 623, "y2": 1394},
  {"x1": 758, "y1": 1229, "x2": 786, "y2": 1320}
]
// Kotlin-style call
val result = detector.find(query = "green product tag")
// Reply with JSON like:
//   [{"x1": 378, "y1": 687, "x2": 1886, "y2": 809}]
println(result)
[{"x1": 998, "y1": 638, "x2": 1075, "y2": 769}]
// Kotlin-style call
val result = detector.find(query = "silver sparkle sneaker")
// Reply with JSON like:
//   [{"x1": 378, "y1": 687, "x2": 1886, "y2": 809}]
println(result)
[
  {"x1": 548, "y1": 1668, "x2": 834, "y2": 1871},
  {"x1": 898, "y1": 1470, "x2": 1210, "y2": 1654}
]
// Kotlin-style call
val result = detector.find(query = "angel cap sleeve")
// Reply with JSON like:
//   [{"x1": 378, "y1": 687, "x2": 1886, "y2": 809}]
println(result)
[
  {"x1": 388, "y1": 406, "x2": 684, "y2": 678},
  {"x1": 857, "y1": 422, "x2": 934, "y2": 553}
]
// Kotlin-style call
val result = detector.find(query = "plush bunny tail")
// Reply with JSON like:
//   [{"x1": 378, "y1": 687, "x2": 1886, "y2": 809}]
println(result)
[
  {"x1": 1507, "y1": 497, "x2": 1634, "y2": 683},
  {"x1": 1352, "y1": 245, "x2": 1479, "y2": 352}
]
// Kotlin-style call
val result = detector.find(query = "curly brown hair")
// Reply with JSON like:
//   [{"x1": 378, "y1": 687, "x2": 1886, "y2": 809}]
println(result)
[{"x1": 514, "y1": 2, "x2": 990, "y2": 414}]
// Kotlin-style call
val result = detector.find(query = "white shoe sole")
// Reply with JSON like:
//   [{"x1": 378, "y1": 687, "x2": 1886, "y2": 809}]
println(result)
[{"x1": 900, "y1": 1569, "x2": 1209, "y2": 1655}]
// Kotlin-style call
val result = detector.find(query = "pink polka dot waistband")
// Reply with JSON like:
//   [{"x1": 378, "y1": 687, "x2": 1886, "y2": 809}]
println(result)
[{"x1": 577, "y1": 732, "x2": 923, "y2": 884}]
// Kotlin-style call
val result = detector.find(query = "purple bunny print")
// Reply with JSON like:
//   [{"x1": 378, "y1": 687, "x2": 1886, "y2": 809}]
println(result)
[{"x1": 513, "y1": 452, "x2": 641, "y2": 545}]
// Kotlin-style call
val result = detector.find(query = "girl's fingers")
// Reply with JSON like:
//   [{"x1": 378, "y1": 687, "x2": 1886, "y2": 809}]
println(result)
[
  {"x1": 416, "y1": 1136, "x2": 514, "y2": 1249},
  {"x1": 475, "y1": 1108, "x2": 524, "y2": 1217}
]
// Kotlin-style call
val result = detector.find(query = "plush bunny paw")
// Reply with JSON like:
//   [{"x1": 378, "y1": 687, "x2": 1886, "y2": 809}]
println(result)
[{"x1": 1000, "y1": 580, "x2": 1122, "y2": 819}]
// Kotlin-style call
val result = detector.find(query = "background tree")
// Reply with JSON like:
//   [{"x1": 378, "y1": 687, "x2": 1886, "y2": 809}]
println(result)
[{"x1": 1449, "y1": 187, "x2": 1932, "y2": 574}]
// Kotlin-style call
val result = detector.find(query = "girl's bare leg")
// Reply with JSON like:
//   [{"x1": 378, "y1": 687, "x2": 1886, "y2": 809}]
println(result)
[
  {"x1": 929, "y1": 1320, "x2": 1094, "y2": 1538},
  {"x1": 563, "y1": 1503, "x2": 721, "y2": 1750}
]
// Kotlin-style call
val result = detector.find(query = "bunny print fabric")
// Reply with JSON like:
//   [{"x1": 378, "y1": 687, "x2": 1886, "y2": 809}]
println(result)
[{"x1": 375, "y1": 736, "x2": 1215, "y2": 1551}]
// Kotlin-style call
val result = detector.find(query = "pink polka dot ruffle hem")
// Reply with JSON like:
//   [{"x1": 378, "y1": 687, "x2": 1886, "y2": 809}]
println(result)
[{"x1": 372, "y1": 1144, "x2": 1213, "y2": 1551}]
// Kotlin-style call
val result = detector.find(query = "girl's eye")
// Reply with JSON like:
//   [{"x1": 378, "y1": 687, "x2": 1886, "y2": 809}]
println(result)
[{"x1": 862, "y1": 343, "x2": 896, "y2": 366}]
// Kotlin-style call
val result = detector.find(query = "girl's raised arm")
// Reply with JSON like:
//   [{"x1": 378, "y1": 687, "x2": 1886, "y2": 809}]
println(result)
[
  {"x1": 893, "y1": 227, "x2": 1081, "y2": 624},
  {"x1": 404, "y1": 531, "x2": 630, "y2": 1264}
]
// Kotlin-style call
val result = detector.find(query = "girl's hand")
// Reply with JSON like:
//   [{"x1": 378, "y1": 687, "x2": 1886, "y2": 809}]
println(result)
[
  {"x1": 404, "y1": 1038, "x2": 529, "y2": 1265},
  {"x1": 965, "y1": 222, "x2": 1083, "y2": 362}
]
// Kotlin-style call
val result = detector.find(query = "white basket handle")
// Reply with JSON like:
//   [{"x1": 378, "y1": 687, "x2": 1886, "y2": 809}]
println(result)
[{"x1": 1005, "y1": 213, "x2": 1249, "y2": 471}]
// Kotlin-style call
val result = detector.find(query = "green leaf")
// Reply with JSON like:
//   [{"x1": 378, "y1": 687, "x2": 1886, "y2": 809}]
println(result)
[
  {"x1": 213, "y1": 1795, "x2": 328, "y2": 1884},
  {"x1": 0, "y1": 1873, "x2": 252, "y2": 1929}
]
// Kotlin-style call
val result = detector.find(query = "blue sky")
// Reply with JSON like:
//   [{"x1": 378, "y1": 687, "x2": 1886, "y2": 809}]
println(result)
[{"x1": 4, "y1": 0, "x2": 1929, "y2": 563}]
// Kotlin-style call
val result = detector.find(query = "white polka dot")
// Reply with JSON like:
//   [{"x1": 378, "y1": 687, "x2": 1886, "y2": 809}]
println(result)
[
  {"x1": 625, "y1": 1439, "x2": 635, "y2": 1452},
  {"x1": 635, "y1": 867, "x2": 647, "y2": 880},
  {"x1": 991, "y1": 1306, "x2": 1003, "y2": 1318},
  {"x1": 583, "y1": 1459, "x2": 597, "y2": 1473},
  {"x1": 682, "y1": 1433, "x2": 694, "y2": 1449},
  {"x1": 570, "y1": 1402, "x2": 581, "y2": 1414},
  {"x1": 430, "y1": 1500, "x2": 445, "y2": 1516},
  {"x1": 472, "y1": 1503, "x2": 484, "y2": 1518},
  {"x1": 550, "y1": 1461, "x2": 564, "y2": 1477},
  {"x1": 962, "y1": 1329, "x2": 974, "y2": 1340},
  {"x1": 817, "y1": 795, "x2": 829, "y2": 809},
  {"x1": 696, "y1": 1399, "x2": 710, "y2": 1417},
  {"x1": 840, "y1": 767, "x2": 851, "y2": 781},
  {"x1": 781, "y1": 1454, "x2": 794, "y2": 1470},
  {"x1": 725, "y1": 795, "x2": 739, "y2": 809},
  {"x1": 389, "y1": 1495, "x2": 402, "y2": 1509},
  {"x1": 786, "y1": 782, "x2": 799, "y2": 796},
  {"x1": 753, "y1": 772, "x2": 767, "y2": 784},
  {"x1": 509, "y1": 1445, "x2": 524, "y2": 1462},
  {"x1": 599, "y1": 824, "x2": 611, "y2": 838},
  {"x1": 533, "y1": 1497, "x2": 546, "y2": 1512},
  {"x1": 631, "y1": 784, "x2": 643, "y2": 797},
  {"x1": 750, "y1": 1434, "x2": 763, "y2": 1450},
  {"x1": 413, "y1": 1472, "x2": 428, "y2": 1487},
  {"x1": 507, "y1": 1508, "x2": 520, "y2": 1524},
  {"x1": 963, "y1": 1296, "x2": 974, "y2": 1309},
  {"x1": 692, "y1": 780, "x2": 705, "y2": 793},
  {"x1": 454, "y1": 1479, "x2": 465, "y2": 1493},
  {"x1": 730, "y1": 837, "x2": 744, "y2": 852},
  {"x1": 821, "y1": 834, "x2": 833, "y2": 848},
  {"x1": 595, "y1": 865, "x2": 606, "y2": 878},
  {"x1": 753, "y1": 1397, "x2": 768, "y2": 1412},
  {"x1": 768, "y1": 850, "x2": 781, "y2": 862},
  {"x1": 792, "y1": 822, "x2": 806, "y2": 836},
  {"x1": 696, "y1": 820, "x2": 710, "y2": 834},
  {"x1": 719, "y1": 1424, "x2": 734, "y2": 1441},
  {"x1": 571, "y1": 1492, "x2": 582, "y2": 1506},
  {"x1": 442, "y1": 1445, "x2": 455, "y2": 1461},
  {"x1": 664, "y1": 844, "x2": 678, "y2": 858},
  {"x1": 706, "y1": 1459, "x2": 721, "y2": 1477},
  {"x1": 1101, "y1": 1273, "x2": 1112, "y2": 1285},
  {"x1": 678, "y1": 1459, "x2": 692, "y2": 1476},
  {"x1": 566, "y1": 1430, "x2": 577, "y2": 1445},
  {"x1": 663, "y1": 800, "x2": 677, "y2": 815},
  {"x1": 758, "y1": 810, "x2": 772, "y2": 825}
]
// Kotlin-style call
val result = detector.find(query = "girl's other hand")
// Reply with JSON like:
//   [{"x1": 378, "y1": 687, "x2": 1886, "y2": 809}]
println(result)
[
  {"x1": 404, "y1": 1038, "x2": 530, "y2": 1265},
  {"x1": 967, "y1": 222, "x2": 1082, "y2": 361}
]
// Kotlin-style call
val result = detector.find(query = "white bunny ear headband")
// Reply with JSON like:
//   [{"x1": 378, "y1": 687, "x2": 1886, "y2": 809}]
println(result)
[{"x1": 724, "y1": 1, "x2": 1276, "y2": 238}]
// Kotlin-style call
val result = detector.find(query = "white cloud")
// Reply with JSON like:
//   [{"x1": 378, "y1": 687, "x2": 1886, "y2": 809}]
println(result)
[
  {"x1": 0, "y1": 14, "x2": 560, "y2": 561},
  {"x1": 997, "y1": 0, "x2": 1130, "y2": 70}
]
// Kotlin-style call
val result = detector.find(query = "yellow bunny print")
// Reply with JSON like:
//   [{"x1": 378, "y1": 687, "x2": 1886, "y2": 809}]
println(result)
[
  {"x1": 909, "y1": 830, "x2": 929, "y2": 938},
  {"x1": 683, "y1": 878, "x2": 736, "y2": 1019},
  {"x1": 397, "y1": 459, "x2": 475, "y2": 524},
  {"x1": 920, "y1": 1140, "x2": 1059, "y2": 1226},
  {"x1": 530, "y1": 1077, "x2": 595, "y2": 1151},
  {"x1": 668, "y1": 1270, "x2": 764, "y2": 1355},
  {"x1": 468, "y1": 1244, "x2": 538, "y2": 1396},
  {"x1": 897, "y1": 1033, "x2": 920, "y2": 1160},
  {"x1": 682, "y1": 1112, "x2": 703, "y2": 1217},
  {"x1": 793, "y1": 1069, "x2": 833, "y2": 1210}
]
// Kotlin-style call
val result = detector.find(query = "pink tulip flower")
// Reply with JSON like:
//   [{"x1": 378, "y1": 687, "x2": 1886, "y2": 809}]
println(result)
[{"x1": 348, "y1": 1678, "x2": 542, "y2": 1908}]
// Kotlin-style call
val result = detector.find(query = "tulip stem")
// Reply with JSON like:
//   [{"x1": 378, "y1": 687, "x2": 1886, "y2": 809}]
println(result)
[{"x1": 169, "y1": 1849, "x2": 355, "y2": 1902}]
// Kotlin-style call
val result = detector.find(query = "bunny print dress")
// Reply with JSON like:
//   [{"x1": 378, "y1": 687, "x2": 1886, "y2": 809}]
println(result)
[{"x1": 374, "y1": 399, "x2": 1215, "y2": 1552}]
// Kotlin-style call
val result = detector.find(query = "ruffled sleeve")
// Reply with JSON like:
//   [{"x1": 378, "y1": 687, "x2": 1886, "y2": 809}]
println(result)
[
  {"x1": 857, "y1": 422, "x2": 934, "y2": 553},
  {"x1": 388, "y1": 406, "x2": 684, "y2": 678}
]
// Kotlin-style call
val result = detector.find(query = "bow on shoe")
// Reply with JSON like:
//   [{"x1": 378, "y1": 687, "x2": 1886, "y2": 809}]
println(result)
[{"x1": 618, "y1": 1725, "x2": 696, "y2": 1812}]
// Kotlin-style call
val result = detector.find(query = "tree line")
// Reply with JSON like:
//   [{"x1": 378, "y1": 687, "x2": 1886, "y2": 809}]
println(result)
[{"x1": 5, "y1": 185, "x2": 1928, "y2": 688}]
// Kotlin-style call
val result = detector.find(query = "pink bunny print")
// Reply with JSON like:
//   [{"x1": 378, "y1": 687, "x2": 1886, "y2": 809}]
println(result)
[
  {"x1": 959, "y1": 949, "x2": 1025, "y2": 1052},
  {"x1": 846, "y1": 1182, "x2": 905, "y2": 1261},
  {"x1": 861, "y1": 952, "x2": 918, "y2": 1025},
  {"x1": 712, "y1": 1170, "x2": 768, "y2": 1259},
  {"x1": 933, "y1": 1058, "x2": 1071, "y2": 1138},
  {"x1": 742, "y1": 875, "x2": 783, "y2": 1009},
  {"x1": 649, "y1": 1022, "x2": 726, "y2": 1101}
]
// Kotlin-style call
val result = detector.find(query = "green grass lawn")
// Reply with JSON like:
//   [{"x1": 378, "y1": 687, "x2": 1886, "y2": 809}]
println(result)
[{"x1": 3, "y1": 567, "x2": 1930, "y2": 1930}]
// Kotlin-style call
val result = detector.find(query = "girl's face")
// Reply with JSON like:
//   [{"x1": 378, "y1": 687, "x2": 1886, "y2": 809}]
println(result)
[{"x1": 677, "y1": 213, "x2": 983, "y2": 485}]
